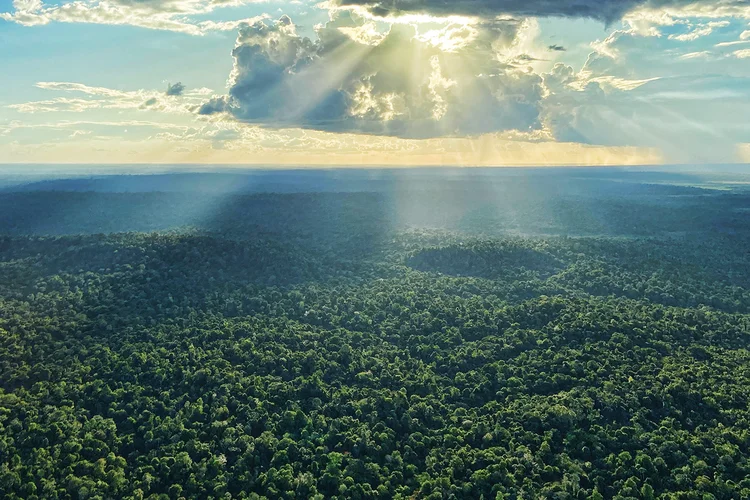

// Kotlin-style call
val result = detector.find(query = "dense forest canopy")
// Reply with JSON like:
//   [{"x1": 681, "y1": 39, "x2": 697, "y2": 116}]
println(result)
[{"x1": 1, "y1": 169, "x2": 749, "y2": 499}]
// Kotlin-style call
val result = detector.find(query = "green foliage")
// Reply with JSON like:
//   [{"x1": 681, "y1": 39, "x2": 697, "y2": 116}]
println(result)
[{"x1": 0, "y1": 190, "x2": 749, "y2": 499}]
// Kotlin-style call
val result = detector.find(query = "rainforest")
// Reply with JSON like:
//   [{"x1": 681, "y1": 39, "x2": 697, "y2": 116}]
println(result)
[{"x1": 1, "y1": 168, "x2": 749, "y2": 500}]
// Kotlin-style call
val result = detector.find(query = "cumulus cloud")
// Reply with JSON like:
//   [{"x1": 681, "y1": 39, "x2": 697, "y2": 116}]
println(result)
[
  {"x1": 0, "y1": 0, "x2": 267, "y2": 35},
  {"x1": 198, "y1": 13, "x2": 548, "y2": 138},
  {"x1": 193, "y1": 7, "x2": 750, "y2": 162},
  {"x1": 328, "y1": 0, "x2": 750, "y2": 23}
]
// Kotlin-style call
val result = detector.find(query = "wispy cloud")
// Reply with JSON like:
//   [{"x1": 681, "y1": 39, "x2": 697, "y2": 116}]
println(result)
[
  {"x1": 668, "y1": 20, "x2": 729, "y2": 41},
  {"x1": 0, "y1": 0, "x2": 268, "y2": 35},
  {"x1": 8, "y1": 81, "x2": 215, "y2": 114}
]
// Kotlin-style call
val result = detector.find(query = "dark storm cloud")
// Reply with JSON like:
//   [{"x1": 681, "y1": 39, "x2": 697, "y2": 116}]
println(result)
[
  {"x1": 331, "y1": 0, "x2": 750, "y2": 22},
  {"x1": 548, "y1": 44, "x2": 566, "y2": 51},
  {"x1": 166, "y1": 82, "x2": 186, "y2": 96}
]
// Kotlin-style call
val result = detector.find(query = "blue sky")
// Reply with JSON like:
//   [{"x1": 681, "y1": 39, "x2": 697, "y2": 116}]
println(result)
[{"x1": 1, "y1": 0, "x2": 749, "y2": 166}]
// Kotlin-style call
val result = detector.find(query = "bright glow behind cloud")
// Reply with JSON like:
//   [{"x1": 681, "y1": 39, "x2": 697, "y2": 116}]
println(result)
[{"x1": 1, "y1": 0, "x2": 750, "y2": 164}]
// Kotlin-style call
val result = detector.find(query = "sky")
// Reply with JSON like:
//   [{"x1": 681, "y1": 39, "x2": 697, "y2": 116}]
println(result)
[{"x1": 1, "y1": 0, "x2": 749, "y2": 166}]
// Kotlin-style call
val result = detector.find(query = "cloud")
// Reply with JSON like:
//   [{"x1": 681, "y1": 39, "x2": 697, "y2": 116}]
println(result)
[
  {"x1": 8, "y1": 81, "x2": 211, "y2": 114},
  {"x1": 0, "y1": 0, "x2": 268, "y2": 35},
  {"x1": 9, "y1": 98, "x2": 103, "y2": 113},
  {"x1": 36, "y1": 81, "x2": 137, "y2": 98},
  {"x1": 668, "y1": 20, "x2": 729, "y2": 41},
  {"x1": 7, "y1": 0, "x2": 748, "y2": 164},
  {"x1": 8, "y1": 119, "x2": 193, "y2": 131},
  {"x1": 524, "y1": 13, "x2": 750, "y2": 163},
  {"x1": 327, "y1": 0, "x2": 750, "y2": 23},
  {"x1": 541, "y1": 59, "x2": 750, "y2": 162},
  {"x1": 195, "y1": 8, "x2": 750, "y2": 162},
  {"x1": 198, "y1": 13, "x2": 548, "y2": 138},
  {"x1": 166, "y1": 82, "x2": 186, "y2": 96},
  {"x1": 679, "y1": 50, "x2": 712, "y2": 59}
]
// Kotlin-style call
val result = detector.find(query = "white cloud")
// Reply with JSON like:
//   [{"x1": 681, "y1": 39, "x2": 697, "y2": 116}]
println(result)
[
  {"x1": 586, "y1": 76, "x2": 661, "y2": 91},
  {"x1": 8, "y1": 98, "x2": 103, "y2": 113},
  {"x1": 0, "y1": 0, "x2": 268, "y2": 35},
  {"x1": 679, "y1": 50, "x2": 713, "y2": 59},
  {"x1": 198, "y1": 13, "x2": 547, "y2": 138},
  {"x1": 714, "y1": 40, "x2": 750, "y2": 47},
  {"x1": 8, "y1": 81, "x2": 215, "y2": 114},
  {"x1": 629, "y1": 3, "x2": 750, "y2": 21},
  {"x1": 1, "y1": 119, "x2": 193, "y2": 132},
  {"x1": 180, "y1": 6, "x2": 750, "y2": 165},
  {"x1": 668, "y1": 20, "x2": 729, "y2": 41}
]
